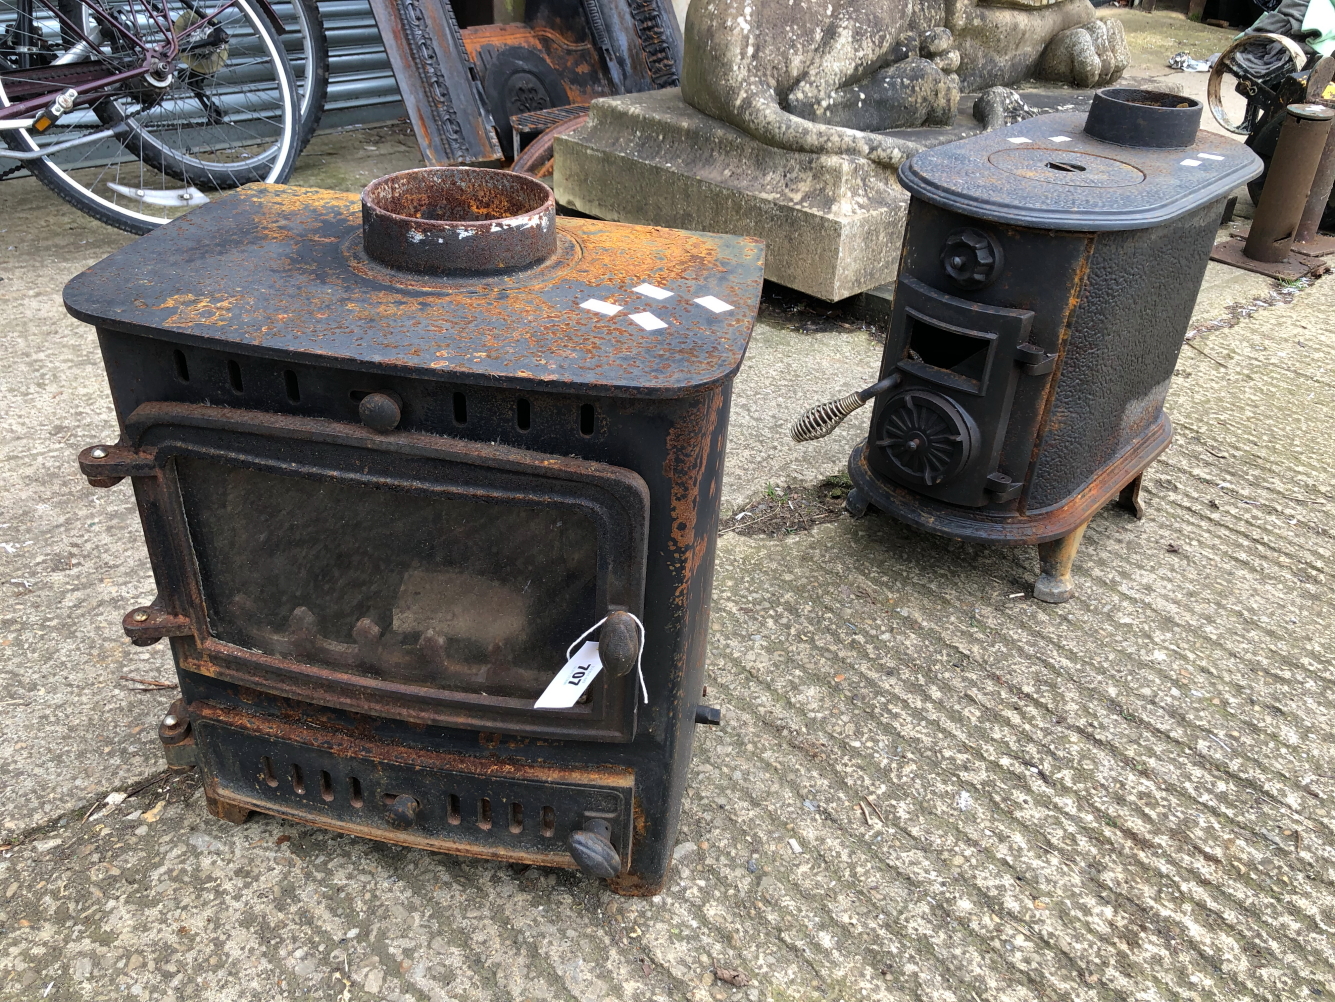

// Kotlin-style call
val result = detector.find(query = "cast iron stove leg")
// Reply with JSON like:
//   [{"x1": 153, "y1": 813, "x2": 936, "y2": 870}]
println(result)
[
  {"x1": 1033, "y1": 521, "x2": 1090, "y2": 604},
  {"x1": 204, "y1": 789, "x2": 252, "y2": 826},
  {"x1": 1116, "y1": 474, "x2": 1145, "y2": 520}
]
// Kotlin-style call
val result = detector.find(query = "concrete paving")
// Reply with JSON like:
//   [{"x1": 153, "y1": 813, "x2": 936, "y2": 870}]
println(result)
[{"x1": 1, "y1": 93, "x2": 1333, "y2": 1002}]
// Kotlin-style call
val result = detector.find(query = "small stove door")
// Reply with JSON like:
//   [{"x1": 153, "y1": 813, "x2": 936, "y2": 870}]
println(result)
[
  {"x1": 866, "y1": 275, "x2": 1038, "y2": 508},
  {"x1": 121, "y1": 402, "x2": 649, "y2": 743}
]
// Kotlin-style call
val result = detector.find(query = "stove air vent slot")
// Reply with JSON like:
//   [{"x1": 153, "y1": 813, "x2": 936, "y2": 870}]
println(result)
[
  {"x1": 904, "y1": 310, "x2": 996, "y2": 396},
  {"x1": 173, "y1": 350, "x2": 190, "y2": 384}
]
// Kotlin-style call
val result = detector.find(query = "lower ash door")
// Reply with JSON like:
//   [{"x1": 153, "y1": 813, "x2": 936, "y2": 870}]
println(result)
[{"x1": 193, "y1": 717, "x2": 634, "y2": 869}]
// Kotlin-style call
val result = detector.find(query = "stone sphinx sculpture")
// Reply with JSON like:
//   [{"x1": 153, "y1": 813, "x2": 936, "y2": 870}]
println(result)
[{"x1": 681, "y1": 0, "x2": 1130, "y2": 165}]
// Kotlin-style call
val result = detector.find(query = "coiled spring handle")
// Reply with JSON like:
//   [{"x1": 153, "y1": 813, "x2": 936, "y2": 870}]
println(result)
[{"x1": 789, "y1": 373, "x2": 901, "y2": 442}]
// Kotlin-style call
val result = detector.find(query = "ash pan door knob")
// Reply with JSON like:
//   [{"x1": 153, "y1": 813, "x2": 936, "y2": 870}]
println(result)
[
  {"x1": 359, "y1": 392, "x2": 401, "y2": 432},
  {"x1": 568, "y1": 818, "x2": 621, "y2": 879},
  {"x1": 386, "y1": 794, "x2": 419, "y2": 830}
]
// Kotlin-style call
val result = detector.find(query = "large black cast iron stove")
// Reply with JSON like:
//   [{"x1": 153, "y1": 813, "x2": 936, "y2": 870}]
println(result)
[
  {"x1": 845, "y1": 90, "x2": 1262, "y2": 601},
  {"x1": 66, "y1": 168, "x2": 763, "y2": 894}
]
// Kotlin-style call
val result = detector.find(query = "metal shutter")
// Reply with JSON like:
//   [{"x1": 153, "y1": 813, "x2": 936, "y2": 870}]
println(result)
[{"x1": 317, "y1": 0, "x2": 406, "y2": 129}]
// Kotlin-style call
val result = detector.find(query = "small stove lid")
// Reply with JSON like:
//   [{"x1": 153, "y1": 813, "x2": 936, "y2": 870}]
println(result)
[
  {"x1": 64, "y1": 185, "x2": 765, "y2": 398},
  {"x1": 897, "y1": 111, "x2": 1263, "y2": 231}
]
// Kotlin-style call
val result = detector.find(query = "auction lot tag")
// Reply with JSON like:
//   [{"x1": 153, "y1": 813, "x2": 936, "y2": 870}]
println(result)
[{"x1": 534, "y1": 641, "x2": 603, "y2": 709}]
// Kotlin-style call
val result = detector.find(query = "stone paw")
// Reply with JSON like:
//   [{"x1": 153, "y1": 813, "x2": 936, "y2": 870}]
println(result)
[
  {"x1": 973, "y1": 86, "x2": 1037, "y2": 130},
  {"x1": 919, "y1": 27, "x2": 960, "y2": 74},
  {"x1": 1036, "y1": 17, "x2": 1129, "y2": 89}
]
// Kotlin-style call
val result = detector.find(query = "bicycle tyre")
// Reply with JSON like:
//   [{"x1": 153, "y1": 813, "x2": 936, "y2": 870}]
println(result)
[
  {"x1": 279, "y1": 0, "x2": 328, "y2": 149},
  {"x1": 1, "y1": 0, "x2": 299, "y2": 233}
]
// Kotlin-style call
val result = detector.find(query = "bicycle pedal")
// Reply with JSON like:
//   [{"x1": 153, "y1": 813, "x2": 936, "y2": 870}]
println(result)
[{"x1": 33, "y1": 88, "x2": 78, "y2": 133}]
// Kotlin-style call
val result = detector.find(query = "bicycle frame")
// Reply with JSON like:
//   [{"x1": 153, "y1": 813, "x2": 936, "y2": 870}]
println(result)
[{"x1": 0, "y1": 0, "x2": 285, "y2": 123}]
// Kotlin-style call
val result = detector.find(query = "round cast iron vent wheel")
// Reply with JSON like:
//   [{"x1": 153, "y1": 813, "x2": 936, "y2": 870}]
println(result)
[{"x1": 876, "y1": 390, "x2": 979, "y2": 487}]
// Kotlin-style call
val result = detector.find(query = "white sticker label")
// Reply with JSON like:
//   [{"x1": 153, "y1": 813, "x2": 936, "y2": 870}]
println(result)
[
  {"x1": 630, "y1": 312, "x2": 668, "y2": 330},
  {"x1": 633, "y1": 283, "x2": 674, "y2": 299},
  {"x1": 1180, "y1": 159, "x2": 1202, "y2": 167},
  {"x1": 693, "y1": 296, "x2": 734, "y2": 313},
  {"x1": 580, "y1": 299, "x2": 621, "y2": 316},
  {"x1": 1007, "y1": 137, "x2": 1032, "y2": 144},
  {"x1": 534, "y1": 641, "x2": 603, "y2": 709},
  {"x1": 1199, "y1": 153, "x2": 1225, "y2": 161},
  {"x1": 1048, "y1": 135, "x2": 1072, "y2": 143}
]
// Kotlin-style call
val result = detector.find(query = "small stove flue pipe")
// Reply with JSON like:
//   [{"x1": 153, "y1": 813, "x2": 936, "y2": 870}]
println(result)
[
  {"x1": 1244, "y1": 104, "x2": 1335, "y2": 263},
  {"x1": 1295, "y1": 107, "x2": 1335, "y2": 249}
]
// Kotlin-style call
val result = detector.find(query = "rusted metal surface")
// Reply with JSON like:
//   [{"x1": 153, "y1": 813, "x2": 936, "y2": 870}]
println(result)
[
  {"x1": 70, "y1": 172, "x2": 760, "y2": 894},
  {"x1": 64, "y1": 184, "x2": 763, "y2": 398},
  {"x1": 510, "y1": 104, "x2": 591, "y2": 137},
  {"x1": 92, "y1": 398, "x2": 650, "y2": 742},
  {"x1": 361, "y1": 168, "x2": 557, "y2": 274},
  {"x1": 1208, "y1": 235, "x2": 1329, "y2": 280},
  {"x1": 1295, "y1": 109, "x2": 1335, "y2": 249},
  {"x1": 1243, "y1": 104, "x2": 1335, "y2": 263},
  {"x1": 365, "y1": 0, "x2": 503, "y2": 166},
  {"x1": 513, "y1": 112, "x2": 589, "y2": 178},
  {"x1": 367, "y1": 0, "x2": 679, "y2": 166},
  {"x1": 1084, "y1": 88, "x2": 1203, "y2": 149},
  {"x1": 158, "y1": 698, "x2": 200, "y2": 770},
  {"x1": 459, "y1": 23, "x2": 605, "y2": 162},
  {"x1": 1116, "y1": 472, "x2": 1145, "y2": 520},
  {"x1": 189, "y1": 701, "x2": 636, "y2": 873},
  {"x1": 846, "y1": 422, "x2": 1171, "y2": 546},
  {"x1": 123, "y1": 596, "x2": 192, "y2": 647},
  {"x1": 1032, "y1": 521, "x2": 1090, "y2": 604}
]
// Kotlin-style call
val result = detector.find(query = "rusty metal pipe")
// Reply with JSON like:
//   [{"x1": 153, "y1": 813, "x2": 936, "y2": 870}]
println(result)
[
  {"x1": 1244, "y1": 104, "x2": 1335, "y2": 262},
  {"x1": 361, "y1": 167, "x2": 557, "y2": 275},
  {"x1": 1295, "y1": 110, "x2": 1335, "y2": 246}
]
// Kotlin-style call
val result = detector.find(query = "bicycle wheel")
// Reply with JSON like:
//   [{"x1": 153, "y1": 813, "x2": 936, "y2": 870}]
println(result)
[
  {"x1": 1, "y1": 0, "x2": 299, "y2": 234},
  {"x1": 272, "y1": 0, "x2": 326, "y2": 148}
]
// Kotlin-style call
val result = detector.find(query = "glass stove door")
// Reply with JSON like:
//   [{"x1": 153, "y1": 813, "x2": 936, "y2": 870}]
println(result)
[{"x1": 175, "y1": 457, "x2": 608, "y2": 704}]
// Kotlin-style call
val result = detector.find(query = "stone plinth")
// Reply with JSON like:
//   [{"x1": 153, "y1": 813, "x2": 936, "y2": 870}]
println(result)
[{"x1": 553, "y1": 89, "x2": 909, "y2": 302}]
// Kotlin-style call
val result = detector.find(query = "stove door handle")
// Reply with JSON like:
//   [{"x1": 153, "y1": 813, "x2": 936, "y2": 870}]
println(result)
[{"x1": 598, "y1": 610, "x2": 641, "y2": 677}]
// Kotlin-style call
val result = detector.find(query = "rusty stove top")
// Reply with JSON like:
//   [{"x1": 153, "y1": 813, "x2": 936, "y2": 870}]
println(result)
[{"x1": 64, "y1": 183, "x2": 765, "y2": 398}]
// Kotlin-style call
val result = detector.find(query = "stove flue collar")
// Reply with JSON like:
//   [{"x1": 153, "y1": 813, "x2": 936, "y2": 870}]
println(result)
[
  {"x1": 361, "y1": 167, "x2": 557, "y2": 275},
  {"x1": 1085, "y1": 88, "x2": 1202, "y2": 149}
]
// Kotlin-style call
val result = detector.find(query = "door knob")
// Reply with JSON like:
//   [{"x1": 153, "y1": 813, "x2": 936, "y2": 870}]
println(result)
[{"x1": 568, "y1": 818, "x2": 621, "y2": 879}]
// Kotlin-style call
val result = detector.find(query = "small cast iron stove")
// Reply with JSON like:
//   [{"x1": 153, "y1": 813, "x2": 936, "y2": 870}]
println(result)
[
  {"x1": 816, "y1": 90, "x2": 1261, "y2": 601},
  {"x1": 67, "y1": 168, "x2": 762, "y2": 894}
]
